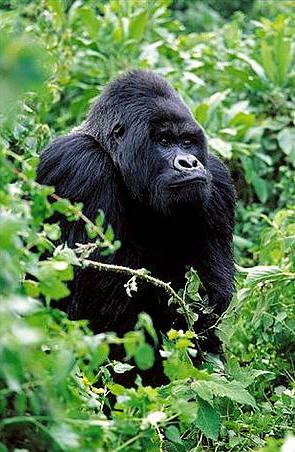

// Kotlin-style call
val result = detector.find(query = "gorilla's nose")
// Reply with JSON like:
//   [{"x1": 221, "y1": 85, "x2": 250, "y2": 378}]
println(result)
[{"x1": 174, "y1": 154, "x2": 201, "y2": 171}]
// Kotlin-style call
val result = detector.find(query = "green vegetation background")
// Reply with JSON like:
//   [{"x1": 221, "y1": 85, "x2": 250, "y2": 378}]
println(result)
[{"x1": 0, "y1": 1, "x2": 294, "y2": 451}]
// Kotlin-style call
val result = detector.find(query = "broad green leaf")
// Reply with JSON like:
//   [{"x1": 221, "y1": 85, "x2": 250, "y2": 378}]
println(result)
[
  {"x1": 209, "y1": 137, "x2": 232, "y2": 159},
  {"x1": 191, "y1": 381, "x2": 214, "y2": 406},
  {"x1": 39, "y1": 278, "x2": 70, "y2": 300},
  {"x1": 165, "y1": 425, "x2": 183, "y2": 445},
  {"x1": 229, "y1": 112, "x2": 255, "y2": 129},
  {"x1": 107, "y1": 383, "x2": 126, "y2": 396},
  {"x1": 79, "y1": 7, "x2": 100, "y2": 41},
  {"x1": 208, "y1": 379, "x2": 257, "y2": 407},
  {"x1": 136, "y1": 313, "x2": 158, "y2": 344},
  {"x1": 135, "y1": 343, "x2": 155, "y2": 370},
  {"x1": 277, "y1": 128, "x2": 295, "y2": 161},
  {"x1": 23, "y1": 280, "x2": 40, "y2": 298},
  {"x1": 251, "y1": 173, "x2": 268, "y2": 203},
  {"x1": 92, "y1": 343, "x2": 110, "y2": 367},
  {"x1": 129, "y1": 11, "x2": 148, "y2": 41},
  {"x1": 194, "y1": 103, "x2": 208, "y2": 125},
  {"x1": 195, "y1": 398, "x2": 220, "y2": 441}
]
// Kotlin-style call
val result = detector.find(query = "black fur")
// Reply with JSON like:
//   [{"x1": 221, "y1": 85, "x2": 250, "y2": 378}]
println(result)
[{"x1": 37, "y1": 70, "x2": 235, "y2": 355}]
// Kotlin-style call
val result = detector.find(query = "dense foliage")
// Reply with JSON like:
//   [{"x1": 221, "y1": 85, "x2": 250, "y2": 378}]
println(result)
[{"x1": 0, "y1": 1, "x2": 294, "y2": 451}]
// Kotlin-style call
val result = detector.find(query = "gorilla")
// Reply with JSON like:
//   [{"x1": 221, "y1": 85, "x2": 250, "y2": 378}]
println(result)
[{"x1": 37, "y1": 70, "x2": 235, "y2": 356}]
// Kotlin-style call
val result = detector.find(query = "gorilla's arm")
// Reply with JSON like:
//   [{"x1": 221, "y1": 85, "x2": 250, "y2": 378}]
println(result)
[
  {"x1": 37, "y1": 134, "x2": 142, "y2": 329},
  {"x1": 193, "y1": 154, "x2": 235, "y2": 316}
]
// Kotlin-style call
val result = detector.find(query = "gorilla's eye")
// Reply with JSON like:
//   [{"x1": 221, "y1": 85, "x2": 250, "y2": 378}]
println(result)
[
  {"x1": 159, "y1": 136, "x2": 170, "y2": 146},
  {"x1": 113, "y1": 124, "x2": 125, "y2": 141},
  {"x1": 183, "y1": 139, "x2": 192, "y2": 147}
]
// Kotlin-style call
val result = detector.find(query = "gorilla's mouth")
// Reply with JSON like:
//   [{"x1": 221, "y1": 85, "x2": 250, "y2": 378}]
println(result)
[{"x1": 169, "y1": 175, "x2": 207, "y2": 188}]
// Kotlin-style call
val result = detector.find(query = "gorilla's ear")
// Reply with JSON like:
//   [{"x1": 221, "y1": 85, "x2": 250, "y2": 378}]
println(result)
[{"x1": 112, "y1": 123, "x2": 125, "y2": 142}]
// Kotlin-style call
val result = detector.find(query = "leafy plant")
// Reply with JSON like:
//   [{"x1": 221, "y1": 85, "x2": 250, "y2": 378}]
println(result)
[{"x1": 0, "y1": 1, "x2": 294, "y2": 451}]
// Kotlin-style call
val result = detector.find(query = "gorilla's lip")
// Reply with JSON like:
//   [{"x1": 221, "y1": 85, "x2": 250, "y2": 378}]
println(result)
[{"x1": 169, "y1": 175, "x2": 207, "y2": 188}]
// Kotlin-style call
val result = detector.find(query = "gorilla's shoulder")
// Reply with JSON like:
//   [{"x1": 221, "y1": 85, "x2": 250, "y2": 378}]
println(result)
[
  {"x1": 37, "y1": 134, "x2": 112, "y2": 198},
  {"x1": 40, "y1": 133, "x2": 100, "y2": 162}
]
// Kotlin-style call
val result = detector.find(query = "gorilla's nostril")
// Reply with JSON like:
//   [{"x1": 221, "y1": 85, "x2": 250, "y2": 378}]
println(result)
[
  {"x1": 179, "y1": 159, "x2": 192, "y2": 169},
  {"x1": 174, "y1": 154, "x2": 200, "y2": 171}
]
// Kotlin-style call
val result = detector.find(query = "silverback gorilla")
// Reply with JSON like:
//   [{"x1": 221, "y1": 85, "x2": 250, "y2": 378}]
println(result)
[{"x1": 37, "y1": 70, "x2": 235, "y2": 356}]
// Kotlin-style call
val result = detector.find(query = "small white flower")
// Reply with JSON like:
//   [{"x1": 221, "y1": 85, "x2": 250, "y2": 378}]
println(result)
[{"x1": 146, "y1": 411, "x2": 166, "y2": 426}]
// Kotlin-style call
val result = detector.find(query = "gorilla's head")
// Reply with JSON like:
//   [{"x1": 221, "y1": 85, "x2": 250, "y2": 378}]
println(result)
[{"x1": 81, "y1": 70, "x2": 212, "y2": 214}]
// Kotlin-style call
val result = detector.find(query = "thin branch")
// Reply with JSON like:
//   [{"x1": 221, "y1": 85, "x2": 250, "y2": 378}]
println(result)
[{"x1": 81, "y1": 257, "x2": 194, "y2": 330}]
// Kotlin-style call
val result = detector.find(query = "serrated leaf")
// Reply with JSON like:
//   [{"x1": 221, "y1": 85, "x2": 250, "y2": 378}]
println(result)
[
  {"x1": 195, "y1": 398, "x2": 219, "y2": 441},
  {"x1": 208, "y1": 379, "x2": 257, "y2": 407},
  {"x1": 245, "y1": 265, "x2": 281, "y2": 284},
  {"x1": 191, "y1": 381, "x2": 213, "y2": 406}
]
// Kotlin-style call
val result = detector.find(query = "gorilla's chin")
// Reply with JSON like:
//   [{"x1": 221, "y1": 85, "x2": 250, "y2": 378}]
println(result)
[{"x1": 149, "y1": 178, "x2": 211, "y2": 216}]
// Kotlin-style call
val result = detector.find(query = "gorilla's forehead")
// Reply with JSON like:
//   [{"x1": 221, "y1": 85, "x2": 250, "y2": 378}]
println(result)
[{"x1": 150, "y1": 97, "x2": 199, "y2": 133}]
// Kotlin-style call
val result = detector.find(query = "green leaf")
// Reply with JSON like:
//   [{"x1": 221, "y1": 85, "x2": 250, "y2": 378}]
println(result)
[
  {"x1": 237, "y1": 52, "x2": 267, "y2": 82},
  {"x1": 191, "y1": 381, "x2": 213, "y2": 406},
  {"x1": 245, "y1": 265, "x2": 281, "y2": 284},
  {"x1": 134, "y1": 343, "x2": 155, "y2": 370},
  {"x1": 79, "y1": 6, "x2": 100, "y2": 41},
  {"x1": 209, "y1": 137, "x2": 232, "y2": 159},
  {"x1": 95, "y1": 210, "x2": 105, "y2": 227},
  {"x1": 194, "y1": 103, "x2": 208, "y2": 125},
  {"x1": 92, "y1": 343, "x2": 110, "y2": 367},
  {"x1": 165, "y1": 425, "x2": 183, "y2": 445},
  {"x1": 135, "y1": 313, "x2": 158, "y2": 344},
  {"x1": 113, "y1": 362, "x2": 135, "y2": 374},
  {"x1": 275, "y1": 35, "x2": 292, "y2": 85},
  {"x1": 39, "y1": 278, "x2": 70, "y2": 300},
  {"x1": 23, "y1": 280, "x2": 40, "y2": 298},
  {"x1": 195, "y1": 398, "x2": 220, "y2": 441},
  {"x1": 129, "y1": 11, "x2": 148, "y2": 41},
  {"x1": 208, "y1": 379, "x2": 257, "y2": 407},
  {"x1": 277, "y1": 128, "x2": 295, "y2": 165},
  {"x1": 108, "y1": 383, "x2": 126, "y2": 396},
  {"x1": 105, "y1": 224, "x2": 115, "y2": 242},
  {"x1": 251, "y1": 173, "x2": 268, "y2": 203},
  {"x1": 261, "y1": 40, "x2": 277, "y2": 83}
]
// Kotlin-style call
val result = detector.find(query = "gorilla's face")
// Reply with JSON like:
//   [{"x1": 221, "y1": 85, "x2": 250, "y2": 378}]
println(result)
[
  {"x1": 112, "y1": 105, "x2": 212, "y2": 214},
  {"x1": 148, "y1": 111, "x2": 212, "y2": 213},
  {"x1": 88, "y1": 71, "x2": 213, "y2": 214}
]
